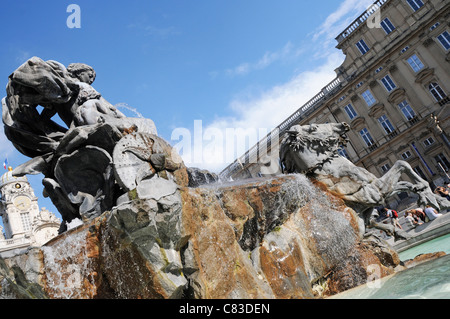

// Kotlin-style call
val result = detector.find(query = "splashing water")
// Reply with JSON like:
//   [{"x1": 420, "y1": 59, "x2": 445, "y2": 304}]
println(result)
[
  {"x1": 279, "y1": 174, "x2": 358, "y2": 264},
  {"x1": 114, "y1": 102, "x2": 144, "y2": 118},
  {"x1": 41, "y1": 229, "x2": 96, "y2": 299}
]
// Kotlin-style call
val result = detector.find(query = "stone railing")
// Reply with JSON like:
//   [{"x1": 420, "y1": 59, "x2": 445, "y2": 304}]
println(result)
[
  {"x1": 219, "y1": 77, "x2": 343, "y2": 180},
  {"x1": 335, "y1": 0, "x2": 389, "y2": 44},
  {"x1": 0, "y1": 236, "x2": 32, "y2": 253}
]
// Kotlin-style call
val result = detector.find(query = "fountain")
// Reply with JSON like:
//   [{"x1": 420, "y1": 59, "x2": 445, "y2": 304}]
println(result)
[{"x1": 0, "y1": 57, "x2": 447, "y2": 299}]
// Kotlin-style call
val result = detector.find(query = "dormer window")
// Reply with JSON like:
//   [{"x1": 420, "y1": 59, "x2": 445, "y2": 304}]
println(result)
[{"x1": 356, "y1": 39, "x2": 370, "y2": 55}]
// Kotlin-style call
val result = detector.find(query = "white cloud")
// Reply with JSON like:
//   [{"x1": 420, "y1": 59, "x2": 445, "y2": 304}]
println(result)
[
  {"x1": 226, "y1": 42, "x2": 299, "y2": 76},
  {"x1": 176, "y1": 51, "x2": 345, "y2": 173},
  {"x1": 176, "y1": 0, "x2": 376, "y2": 173},
  {"x1": 312, "y1": 0, "x2": 375, "y2": 52}
]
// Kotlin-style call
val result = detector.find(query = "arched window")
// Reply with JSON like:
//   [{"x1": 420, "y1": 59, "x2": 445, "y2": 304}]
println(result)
[{"x1": 429, "y1": 82, "x2": 447, "y2": 102}]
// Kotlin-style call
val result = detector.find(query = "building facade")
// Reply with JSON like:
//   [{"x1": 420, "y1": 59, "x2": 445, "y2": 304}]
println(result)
[
  {"x1": 220, "y1": 0, "x2": 450, "y2": 194},
  {"x1": 0, "y1": 167, "x2": 60, "y2": 256}
]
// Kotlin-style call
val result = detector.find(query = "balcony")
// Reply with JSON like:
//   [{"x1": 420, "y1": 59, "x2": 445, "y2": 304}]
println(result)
[
  {"x1": 387, "y1": 129, "x2": 399, "y2": 140},
  {"x1": 407, "y1": 116, "x2": 421, "y2": 127},
  {"x1": 438, "y1": 96, "x2": 450, "y2": 107},
  {"x1": 368, "y1": 143, "x2": 379, "y2": 152}
]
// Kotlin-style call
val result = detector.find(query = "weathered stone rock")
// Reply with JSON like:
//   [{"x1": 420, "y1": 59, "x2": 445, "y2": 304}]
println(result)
[
  {"x1": 0, "y1": 249, "x2": 48, "y2": 299},
  {"x1": 187, "y1": 167, "x2": 219, "y2": 188},
  {"x1": 403, "y1": 251, "x2": 447, "y2": 268},
  {"x1": 0, "y1": 175, "x2": 403, "y2": 299}
]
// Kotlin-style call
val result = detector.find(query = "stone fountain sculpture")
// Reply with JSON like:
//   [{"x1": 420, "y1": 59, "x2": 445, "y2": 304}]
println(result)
[
  {"x1": 1, "y1": 58, "x2": 428, "y2": 299},
  {"x1": 2, "y1": 57, "x2": 188, "y2": 233},
  {"x1": 280, "y1": 122, "x2": 450, "y2": 240}
]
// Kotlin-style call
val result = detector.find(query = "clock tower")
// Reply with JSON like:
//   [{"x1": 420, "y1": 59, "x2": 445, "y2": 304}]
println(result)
[{"x1": 0, "y1": 167, "x2": 60, "y2": 255}]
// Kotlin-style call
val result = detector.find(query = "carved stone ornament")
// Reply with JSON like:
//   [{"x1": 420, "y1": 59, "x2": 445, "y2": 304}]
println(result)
[{"x1": 415, "y1": 67, "x2": 434, "y2": 83}]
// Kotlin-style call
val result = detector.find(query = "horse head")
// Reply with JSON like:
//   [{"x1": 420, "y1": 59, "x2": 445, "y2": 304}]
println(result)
[{"x1": 280, "y1": 122, "x2": 349, "y2": 174}]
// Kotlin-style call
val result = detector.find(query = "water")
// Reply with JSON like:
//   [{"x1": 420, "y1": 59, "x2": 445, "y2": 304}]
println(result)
[
  {"x1": 41, "y1": 229, "x2": 96, "y2": 299},
  {"x1": 329, "y1": 254, "x2": 450, "y2": 299},
  {"x1": 398, "y1": 233, "x2": 450, "y2": 261}
]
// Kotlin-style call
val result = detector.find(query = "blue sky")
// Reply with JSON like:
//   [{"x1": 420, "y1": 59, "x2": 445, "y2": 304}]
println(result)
[{"x1": 0, "y1": 0, "x2": 374, "y2": 221}]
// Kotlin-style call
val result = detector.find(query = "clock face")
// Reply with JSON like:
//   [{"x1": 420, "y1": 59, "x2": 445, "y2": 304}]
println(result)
[{"x1": 13, "y1": 196, "x2": 31, "y2": 211}]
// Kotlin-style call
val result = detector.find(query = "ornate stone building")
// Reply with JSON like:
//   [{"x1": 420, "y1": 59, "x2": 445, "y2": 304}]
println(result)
[
  {"x1": 0, "y1": 167, "x2": 60, "y2": 257},
  {"x1": 220, "y1": 0, "x2": 450, "y2": 196}
]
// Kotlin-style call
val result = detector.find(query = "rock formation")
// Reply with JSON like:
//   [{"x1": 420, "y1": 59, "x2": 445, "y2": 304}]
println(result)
[{"x1": 0, "y1": 175, "x2": 403, "y2": 299}]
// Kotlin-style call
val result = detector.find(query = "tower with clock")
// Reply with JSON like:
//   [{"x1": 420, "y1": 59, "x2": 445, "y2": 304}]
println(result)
[{"x1": 0, "y1": 167, "x2": 60, "y2": 255}]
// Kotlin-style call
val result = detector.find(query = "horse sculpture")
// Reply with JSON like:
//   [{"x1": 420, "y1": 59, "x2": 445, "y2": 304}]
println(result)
[{"x1": 280, "y1": 122, "x2": 450, "y2": 240}]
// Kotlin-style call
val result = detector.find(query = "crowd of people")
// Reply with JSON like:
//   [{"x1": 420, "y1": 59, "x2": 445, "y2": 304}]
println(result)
[{"x1": 377, "y1": 184, "x2": 449, "y2": 231}]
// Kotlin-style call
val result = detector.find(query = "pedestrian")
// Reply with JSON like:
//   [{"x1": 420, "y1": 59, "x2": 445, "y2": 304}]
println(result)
[
  {"x1": 404, "y1": 210, "x2": 422, "y2": 228},
  {"x1": 385, "y1": 208, "x2": 402, "y2": 229},
  {"x1": 424, "y1": 205, "x2": 442, "y2": 221},
  {"x1": 434, "y1": 186, "x2": 450, "y2": 201},
  {"x1": 411, "y1": 208, "x2": 427, "y2": 223}
]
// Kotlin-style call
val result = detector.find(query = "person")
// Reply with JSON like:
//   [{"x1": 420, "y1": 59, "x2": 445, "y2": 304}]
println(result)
[
  {"x1": 385, "y1": 208, "x2": 402, "y2": 229},
  {"x1": 434, "y1": 186, "x2": 450, "y2": 201},
  {"x1": 424, "y1": 205, "x2": 442, "y2": 221},
  {"x1": 404, "y1": 210, "x2": 423, "y2": 228},
  {"x1": 411, "y1": 208, "x2": 427, "y2": 223}
]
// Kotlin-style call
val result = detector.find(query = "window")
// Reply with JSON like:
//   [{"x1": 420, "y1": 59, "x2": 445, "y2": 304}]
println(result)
[
  {"x1": 429, "y1": 82, "x2": 447, "y2": 102},
  {"x1": 401, "y1": 46, "x2": 410, "y2": 54},
  {"x1": 406, "y1": 0, "x2": 424, "y2": 12},
  {"x1": 338, "y1": 147, "x2": 349, "y2": 159},
  {"x1": 375, "y1": 66, "x2": 383, "y2": 73},
  {"x1": 423, "y1": 137, "x2": 435, "y2": 147},
  {"x1": 398, "y1": 100, "x2": 416, "y2": 120},
  {"x1": 378, "y1": 115, "x2": 395, "y2": 134},
  {"x1": 361, "y1": 89, "x2": 376, "y2": 106},
  {"x1": 381, "y1": 164, "x2": 391, "y2": 173},
  {"x1": 430, "y1": 22, "x2": 440, "y2": 31},
  {"x1": 21, "y1": 213, "x2": 31, "y2": 232},
  {"x1": 381, "y1": 75, "x2": 396, "y2": 92},
  {"x1": 356, "y1": 39, "x2": 370, "y2": 55},
  {"x1": 407, "y1": 54, "x2": 424, "y2": 72},
  {"x1": 344, "y1": 104, "x2": 358, "y2": 120},
  {"x1": 437, "y1": 31, "x2": 450, "y2": 50},
  {"x1": 435, "y1": 153, "x2": 450, "y2": 171},
  {"x1": 401, "y1": 150, "x2": 412, "y2": 160},
  {"x1": 359, "y1": 128, "x2": 375, "y2": 147},
  {"x1": 381, "y1": 18, "x2": 396, "y2": 34},
  {"x1": 413, "y1": 166, "x2": 428, "y2": 180}
]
